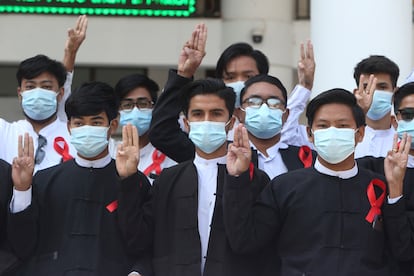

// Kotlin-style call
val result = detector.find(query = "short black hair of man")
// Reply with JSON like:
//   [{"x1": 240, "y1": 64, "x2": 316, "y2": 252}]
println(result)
[
  {"x1": 353, "y1": 55, "x2": 400, "y2": 88},
  {"x1": 240, "y1": 74, "x2": 288, "y2": 107},
  {"x1": 16, "y1": 54, "x2": 67, "y2": 88},
  {"x1": 181, "y1": 78, "x2": 235, "y2": 119},
  {"x1": 306, "y1": 88, "x2": 365, "y2": 128},
  {"x1": 393, "y1": 82, "x2": 414, "y2": 114},
  {"x1": 215, "y1": 42, "x2": 269, "y2": 79},
  {"x1": 115, "y1": 74, "x2": 159, "y2": 104},
  {"x1": 65, "y1": 81, "x2": 119, "y2": 122}
]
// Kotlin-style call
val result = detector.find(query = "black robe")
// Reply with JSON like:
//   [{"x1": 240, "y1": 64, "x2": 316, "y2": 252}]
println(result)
[
  {"x1": 7, "y1": 159, "x2": 151, "y2": 276},
  {"x1": 223, "y1": 166, "x2": 393, "y2": 276},
  {"x1": 358, "y1": 156, "x2": 414, "y2": 275},
  {"x1": 0, "y1": 160, "x2": 20, "y2": 275},
  {"x1": 126, "y1": 160, "x2": 271, "y2": 276}
]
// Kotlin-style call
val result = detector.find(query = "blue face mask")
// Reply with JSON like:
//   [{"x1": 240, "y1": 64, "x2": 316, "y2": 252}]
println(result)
[
  {"x1": 188, "y1": 121, "x2": 228, "y2": 154},
  {"x1": 226, "y1": 81, "x2": 245, "y2": 108},
  {"x1": 244, "y1": 104, "x2": 284, "y2": 139},
  {"x1": 21, "y1": 88, "x2": 58, "y2": 121},
  {"x1": 397, "y1": 119, "x2": 414, "y2": 149},
  {"x1": 70, "y1": 125, "x2": 109, "y2": 158},
  {"x1": 366, "y1": 90, "x2": 393, "y2": 120},
  {"x1": 120, "y1": 107, "x2": 152, "y2": 136},
  {"x1": 313, "y1": 127, "x2": 356, "y2": 164}
]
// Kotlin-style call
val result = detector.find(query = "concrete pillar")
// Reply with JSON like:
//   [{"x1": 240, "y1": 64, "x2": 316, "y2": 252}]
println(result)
[{"x1": 311, "y1": 0, "x2": 412, "y2": 96}]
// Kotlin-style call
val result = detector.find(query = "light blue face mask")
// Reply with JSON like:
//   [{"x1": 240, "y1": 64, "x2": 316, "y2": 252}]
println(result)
[
  {"x1": 21, "y1": 88, "x2": 58, "y2": 121},
  {"x1": 70, "y1": 125, "x2": 109, "y2": 158},
  {"x1": 226, "y1": 81, "x2": 245, "y2": 108},
  {"x1": 313, "y1": 127, "x2": 356, "y2": 164},
  {"x1": 397, "y1": 119, "x2": 414, "y2": 149},
  {"x1": 120, "y1": 107, "x2": 152, "y2": 136},
  {"x1": 366, "y1": 90, "x2": 393, "y2": 120},
  {"x1": 188, "y1": 121, "x2": 228, "y2": 154},
  {"x1": 244, "y1": 104, "x2": 284, "y2": 139}
]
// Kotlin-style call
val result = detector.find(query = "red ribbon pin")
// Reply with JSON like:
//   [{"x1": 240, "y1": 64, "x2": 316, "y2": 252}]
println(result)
[
  {"x1": 298, "y1": 145, "x2": 312, "y2": 168},
  {"x1": 143, "y1": 150, "x2": 166, "y2": 176},
  {"x1": 365, "y1": 178, "x2": 386, "y2": 223},
  {"x1": 53, "y1": 137, "x2": 73, "y2": 162}
]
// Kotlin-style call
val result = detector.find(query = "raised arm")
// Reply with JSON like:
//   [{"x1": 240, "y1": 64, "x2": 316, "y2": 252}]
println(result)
[
  {"x1": 8, "y1": 133, "x2": 37, "y2": 259},
  {"x1": 59, "y1": 15, "x2": 88, "y2": 121},
  {"x1": 383, "y1": 133, "x2": 414, "y2": 261},
  {"x1": 149, "y1": 23, "x2": 207, "y2": 163},
  {"x1": 281, "y1": 40, "x2": 315, "y2": 147}
]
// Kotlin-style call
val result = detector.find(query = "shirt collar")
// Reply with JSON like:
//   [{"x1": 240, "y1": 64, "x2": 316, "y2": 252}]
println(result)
[
  {"x1": 314, "y1": 158, "x2": 358, "y2": 179},
  {"x1": 251, "y1": 140, "x2": 288, "y2": 158},
  {"x1": 193, "y1": 153, "x2": 227, "y2": 167},
  {"x1": 75, "y1": 153, "x2": 112, "y2": 168}
]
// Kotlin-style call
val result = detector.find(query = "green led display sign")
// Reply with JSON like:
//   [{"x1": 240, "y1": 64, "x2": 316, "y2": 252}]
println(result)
[{"x1": 0, "y1": 0, "x2": 196, "y2": 17}]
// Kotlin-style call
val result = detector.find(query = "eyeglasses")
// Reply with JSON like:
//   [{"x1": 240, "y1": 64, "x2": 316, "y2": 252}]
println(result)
[
  {"x1": 397, "y1": 108, "x2": 414, "y2": 122},
  {"x1": 120, "y1": 98, "x2": 154, "y2": 111},
  {"x1": 242, "y1": 96, "x2": 285, "y2": 110},
  {"x1": 35, "y1": 135, "x2": 47, "y2": 164}
]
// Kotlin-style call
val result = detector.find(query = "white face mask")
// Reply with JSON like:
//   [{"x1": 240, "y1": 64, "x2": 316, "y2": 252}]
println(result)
[
  {"x1": 226, "y1": 81, "x2": 245, "y2": 108},
  {"x1": 70, "y1": 125, "x2": 109, "y2": 158},
  {"x1": 21, "y1": 88, "x2": 58, "y2": 121},
  {"x1": 313, "y1": 127, "x2": 356, "y2": 164},
  {"x1": 188, "y1": 121, "x2": 228, "y2": 154}
]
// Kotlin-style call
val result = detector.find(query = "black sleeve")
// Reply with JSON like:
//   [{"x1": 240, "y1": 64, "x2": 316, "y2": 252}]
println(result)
[
  {"x1": 117, "y1": 171, "x2": 154, "y2": 258},
  {"x1": 7, "y1": 200, "x2": 38, "y2": 260},
  {"x1": 223, "y1": 167, "x2": 280, "y2": 254},
  {"x1": 148, "y1": 69, "x2": 195, "y2": 163},
  {"x1": 383, "y1": 197, "x2": 414, "y2": 262}
]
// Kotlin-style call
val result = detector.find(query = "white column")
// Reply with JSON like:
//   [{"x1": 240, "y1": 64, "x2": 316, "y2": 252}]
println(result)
[{"x1": 311, "y1": 0, "x2": 412, "y2": 96}]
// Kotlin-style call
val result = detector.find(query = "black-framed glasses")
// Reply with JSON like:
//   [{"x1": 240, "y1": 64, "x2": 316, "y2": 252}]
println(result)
[
  {"x1": 397, "y1": 108, "x2": 414, "y2": 122},
  {"x1": 35, "y1": 135, "x2": 47, "y2": 164},
  {"x1": 120, "y1": 98, "x2": 154, "y2": 111},
  {"x1": 242, "y1": 96, "x2": 285, "y2": 110}
]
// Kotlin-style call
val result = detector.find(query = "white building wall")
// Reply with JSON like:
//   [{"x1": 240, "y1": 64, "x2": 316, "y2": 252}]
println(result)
[{"x1": 0, "y1": 2, "x2": 413, "y2": 122}]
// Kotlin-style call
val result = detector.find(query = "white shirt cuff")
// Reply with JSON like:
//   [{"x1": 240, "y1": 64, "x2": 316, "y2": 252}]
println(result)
[
  {"x1": 387, "y1": 195, "x2": 403, "y2": 204},
  {"x1": 10, "y1": 186, "x2": 32, "y2": 213}
]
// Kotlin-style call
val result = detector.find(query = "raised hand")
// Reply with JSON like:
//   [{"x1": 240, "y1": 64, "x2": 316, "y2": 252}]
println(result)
[
  {"x1": 12, "y1": 133, "x2": 34, "y2": 191},
  {"x1": 116, "y1": 124, "x2": 140, "y2": 179},
  {"x1": 227, "y1": 123, "x2": 251, "y2": 176},
  {"x1": 297, "y1": 40, "x2": 315, "y2": 90},
  {"x1": 63, "y1": 15, "x2": 88, "y2": 72},
  {"x1": 177, "y1": 23, "x2": 207, "y2": 78},
  {"x1": 354, "y1": 74, "x2": 377, "y2": 114},
  {"x1": 384, "y1": 133, "x2": 411, "y2": 198}
]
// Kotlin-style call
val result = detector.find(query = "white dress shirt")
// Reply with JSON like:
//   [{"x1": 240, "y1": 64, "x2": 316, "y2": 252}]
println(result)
[
  {"x1": 253, "y1": 141, "x2": 289, "y2": 180},
  {"x1": 193, "y1": 153, "x2": 226, "y2": 274},
  {"x1": 355, "y1": 125, "x2": 395, "y2": 158}
]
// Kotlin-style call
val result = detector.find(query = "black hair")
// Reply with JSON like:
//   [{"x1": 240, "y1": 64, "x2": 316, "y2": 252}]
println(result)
[
  {"x1": 215, "y1": 42, "x2": 269, "y2": 78},
  {"x1": 181, "y1": 78, "x2": 235, "y2": 119},
  {"x1": 65, "y1": 81, "x2": 119, "y2": 121},
  {"x1": 16, "y1": 54, "x2": 67, "y2": 87},
  {"x1": 393, "y1": 82, "x2": 414, "y2": 113},
  {"x1": 306, "y1": 88, "x2": 365, "y2": 128},
  {"x1": 240, "y1": 74, "x2": 288, "y2": 106},
  {"x1": 353, "y1": 55, "x2": 399, "y2": 88},
  {"x1": 114, "y1": 74, "x2": 159, "y2": 103}
]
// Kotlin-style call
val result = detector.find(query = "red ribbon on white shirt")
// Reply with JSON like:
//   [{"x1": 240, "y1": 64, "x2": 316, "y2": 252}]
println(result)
[
  {"x1": 365, "y1": 178, "x2": 386, "y2": 223},
  {"x1": 53, "y1": 137, "x2": 73, "y2": 162},
  {"x1": 143, "y1": 149, "x2": 166, "y2": 176}
]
